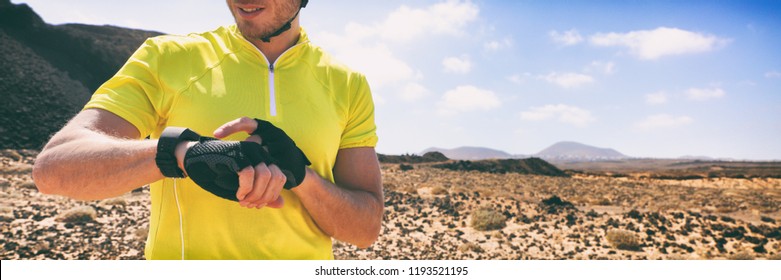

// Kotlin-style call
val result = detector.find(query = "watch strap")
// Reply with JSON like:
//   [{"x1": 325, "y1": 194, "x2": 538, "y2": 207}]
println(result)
[{"x1": 156, "y1": 127, "x2": 201, "y2": 178}]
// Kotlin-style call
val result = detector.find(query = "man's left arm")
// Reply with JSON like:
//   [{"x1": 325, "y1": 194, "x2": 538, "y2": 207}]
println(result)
[{"x1": 292, "y1": 147, "x2": 383, "y2": 248}]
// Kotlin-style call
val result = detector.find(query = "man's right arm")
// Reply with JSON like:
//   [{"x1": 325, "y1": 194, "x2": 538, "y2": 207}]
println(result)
[{"x1": 33, "y1": 108, "x2": 165, "y2": 200}]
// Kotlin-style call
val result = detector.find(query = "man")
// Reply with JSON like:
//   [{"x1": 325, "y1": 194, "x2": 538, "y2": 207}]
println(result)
[{"x1": 32, "y1": 0, "x2": 383, "y2": 259}]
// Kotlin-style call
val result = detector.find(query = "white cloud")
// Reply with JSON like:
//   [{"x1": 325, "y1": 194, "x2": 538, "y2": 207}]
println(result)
[
  {"x1": 484, "y1": 37, "x2": 513, "y2": 51},
  {"x1": 376, "y1": 0, "x2": 479, "y2": 43},
  {"x1": 634, "y1": 114, "x2": 693, "y2": 130},
  {"x1": 520, "y1": 104, "x2": 595, "y2": 127},
  {"x1": 507, "y1": 73, "x2": 531, "y2": 85},
  {"x1": 540, "y1": 72, "x2": 595, "y2": 89},
  {"x1": 765, "y1": 71, "x2": 781, "y2": 78},
  {"x1": 315, "y1": 0, "x2": 480, "y2": 92},
  {"x1": 314, "y1": 42, "x2": 415, "y2": 89},
  {"x1": 590, "y1": 27, "x2": 730, "y2": 60},
  {"x1": 438, "y1": 85, "x2": 501, "y2": 115},
  {"x1": 587, "y1": 61, "x2": 615, "y2": 75},
  {"x1": 399, "y1": 82, "x2": 430, "y2": 101},
  {"x1": 550, "y1": 29, "x2": 583, "y2": 46},
  {"x1": 645, "y1": 91, "x2": 668, "y2": 105},
  {"x1": 442, "y1": 55, "x2": 472, "y2": 74},
  {"x1": 686, "y1": 87, "x2": 725, "y2": 101}
]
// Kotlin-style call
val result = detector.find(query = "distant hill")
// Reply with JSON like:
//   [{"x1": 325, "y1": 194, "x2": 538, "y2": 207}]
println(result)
[
  {"x1": 377, "y1": 151, "x2": 449, "y2": 164},
  {"x1": 422, "y1": 146, "x2": 514, "y2": 160},
  {"x1": 535, "y1": 141, "x2": 628, "y2": 161},
  {"x1": 678, "y1": 155, "x2": 716, "y2": 161},
  {"x1": 432, "y1": 157, "x2": 568, "y2": 177},
  {"x1": 422, "y1": 141, "x2": 629, "y2": 162},
  {"x1": 0, "y1": 0, "x2": 163, "y2": 149}
]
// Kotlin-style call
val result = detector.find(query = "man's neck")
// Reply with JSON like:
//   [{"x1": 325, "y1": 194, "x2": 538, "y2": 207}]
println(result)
[{"x1": 248, "y1": 19, "x2": 301, "y2": 65}]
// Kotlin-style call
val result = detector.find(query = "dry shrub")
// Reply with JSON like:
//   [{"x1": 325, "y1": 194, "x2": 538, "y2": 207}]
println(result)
[
  {"x1": 431, "y1": 185, "x2": 448, "y2": 195},
  {"x1": 716, "y1": 206, "x2": 737, "y2": 213},
  {"x1": 399, "y1": 164, "x2": 414, "y2": 171},
  {"x1": 470, "y1": 207, "x2": 506, "y2": 231},
  {"x1": 593, "y1": 197, "x2": 612, "y2": 206},
  {"x1": 0, "y1": 163, "x2": 32, "y2": 175},
  {"x1": 56, "y1": 206, "x2": 97, "y2": 223},
  {"x1": 0, "y1": 212, "x2": 14, "y2": 222},
  {"x1": 458, "y1": 242, "x2": 483, "y2": 253},
  {"x1": 452, "y1": 186, "x2": 468, "y2": 195},
  {"x1": 477, "y1": 189, "x2": 495, "y2": 197},
  {"x1": 0, "y1": 150, "x2": 23, "y2": 161},
  {"x1": 665, "y1": 254, "x2": 692, "y2": 260},
  {"x1": 606, "y1": 229, "x2": 642, "y2": 251},
  {"x1": 0, "y1": 205, "x2": 14, "y2": 222},
  {"x1": 400, "y1": 184, "x2": 418, "y2": 194},
  {"x1": 728, "y1": 252, "x2": 755, "y2": 260},
  {"x1": 99, "y1": 197, "x2": 128, "y2": 207},
  {"x1": 134, "y1": 226, "x2": 149, "y2": 240},
  {"x1": 17, "y1": 180, "x2": 37, "y2": 190}
]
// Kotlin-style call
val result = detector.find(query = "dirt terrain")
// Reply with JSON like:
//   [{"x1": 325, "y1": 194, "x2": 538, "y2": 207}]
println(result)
[{"x1": 2, "y1": 150, "x2": 780, "y2": 260}]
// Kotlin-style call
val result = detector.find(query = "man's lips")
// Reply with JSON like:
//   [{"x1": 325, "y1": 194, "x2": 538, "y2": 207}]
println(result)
[{"x1": 236, "y1": 5, "x2": 265, "y2": 19}]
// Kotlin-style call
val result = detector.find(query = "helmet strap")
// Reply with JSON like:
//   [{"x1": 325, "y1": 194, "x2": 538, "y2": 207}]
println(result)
[{"x1": 260, "y1": 1, "x2": 306, "y2": 43}]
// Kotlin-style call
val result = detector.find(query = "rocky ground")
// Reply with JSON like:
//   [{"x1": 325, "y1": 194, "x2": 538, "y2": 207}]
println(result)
[
  {"x1": 2, "y1": 150, "x2": 780, "y2": 260},
  {"x1": 0, "y1": 150, "x2": 148, "y2": 260}
]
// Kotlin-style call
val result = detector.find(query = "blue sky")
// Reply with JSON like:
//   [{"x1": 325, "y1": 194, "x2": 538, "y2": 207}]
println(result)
[{"x1": 14, "y1": 0, "x2": 781, "y2": 160}]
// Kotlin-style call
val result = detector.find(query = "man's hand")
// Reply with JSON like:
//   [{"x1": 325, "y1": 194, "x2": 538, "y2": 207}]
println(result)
[
  {"x1": 252, "y1": 119, "x2": 311, "y2": 189},
  {"x1": 172, "y1": 129, "x2": 285, "y2": 208},
  {"x1": 213, "y1": 117, "x2": 295, "y2": 209},
  {"x1": 181, "y1": 137, "x2": 281, "y2": 205}
]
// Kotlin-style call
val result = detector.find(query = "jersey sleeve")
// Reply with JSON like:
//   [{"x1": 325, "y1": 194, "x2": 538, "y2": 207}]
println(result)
[
  {"x1": 83, "y1": 38, "x2": 170, "y2": 138},
  {"x1": 339, "y1": 73, "x2": 379, "y2": 149}
]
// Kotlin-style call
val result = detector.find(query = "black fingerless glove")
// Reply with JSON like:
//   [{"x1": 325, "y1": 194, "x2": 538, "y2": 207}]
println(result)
[
  {"x1": 183, "y1": 137, "x2": 273, "y2": 201},
  {"x1": 252, "y1": 119, "x2": 311, "y2": 189}
]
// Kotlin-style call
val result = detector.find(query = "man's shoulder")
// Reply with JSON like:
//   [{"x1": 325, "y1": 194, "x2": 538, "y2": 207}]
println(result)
[{"x1": 143, "y1": 26, "x2": 237, "y2": 56}]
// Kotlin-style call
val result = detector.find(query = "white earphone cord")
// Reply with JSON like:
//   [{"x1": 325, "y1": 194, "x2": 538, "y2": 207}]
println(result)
[{"x1": 173, "y1": 179, "x2": 185, "y2": 260}]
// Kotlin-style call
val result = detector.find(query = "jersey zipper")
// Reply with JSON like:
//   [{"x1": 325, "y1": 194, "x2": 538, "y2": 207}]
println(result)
[
  {"x1": 242, "y1": 39, "x2": 306, "y2": 117},
  {"x1": 268, "y1": 64, "x2": 277, "y2": 116}
]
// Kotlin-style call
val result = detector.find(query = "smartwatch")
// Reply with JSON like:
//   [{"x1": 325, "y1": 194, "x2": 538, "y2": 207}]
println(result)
[{"x1": 155, "y1": 127, "x2": 201, "y2": 178}]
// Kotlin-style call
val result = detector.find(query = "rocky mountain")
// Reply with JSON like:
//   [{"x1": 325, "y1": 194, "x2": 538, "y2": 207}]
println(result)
[
  {"x1": 422, "y1": 146, "x2": 515, "y2": 160},
  {"x1": 535, "y1": 141, "x2": 628, "y2": 161},
  {"x1": 423, "y1": 141, "x2": 629, "y2": 161},
  {"x1": 0, "y1": 0, "x2": 162, "y2": 149}
]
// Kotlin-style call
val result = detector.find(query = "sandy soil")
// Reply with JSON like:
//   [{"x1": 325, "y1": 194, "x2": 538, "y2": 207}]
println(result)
[{"x1": 2, "y1": 150, "x2": 779, "y2": 260}]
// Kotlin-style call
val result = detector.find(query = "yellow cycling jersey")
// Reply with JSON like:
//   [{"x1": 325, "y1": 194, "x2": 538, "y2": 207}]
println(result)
[{"x1": 83, "y1": 25, "x2": 378, "y2": 259}]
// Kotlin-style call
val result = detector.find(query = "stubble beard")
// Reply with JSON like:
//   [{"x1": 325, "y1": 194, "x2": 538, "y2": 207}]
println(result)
[{"x1": 233, "y1": 1, "x2": 298, "y2": 41}]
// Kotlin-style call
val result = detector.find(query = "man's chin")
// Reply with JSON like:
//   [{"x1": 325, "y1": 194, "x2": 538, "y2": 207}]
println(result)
[{"x1": 236, "y1": 23, "x2": 273, "y2": 41}]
